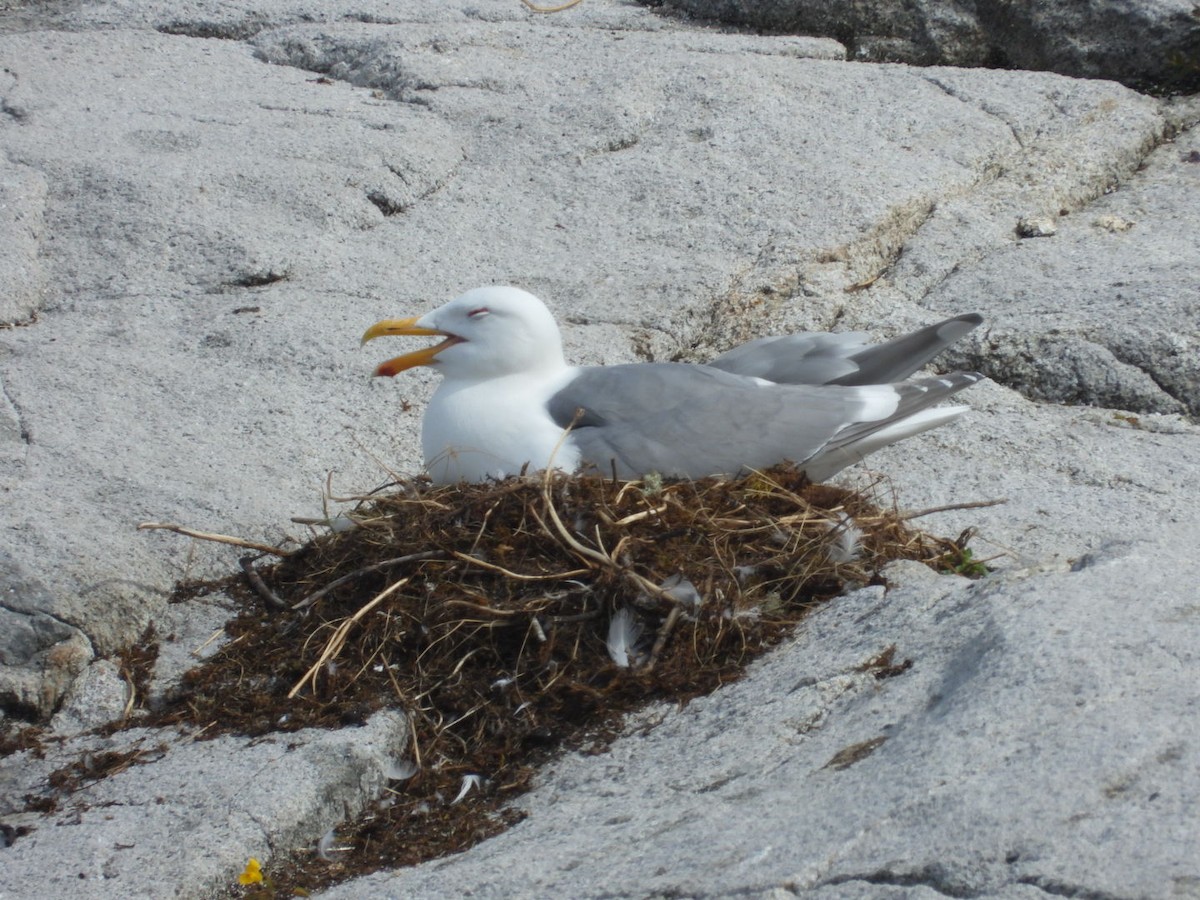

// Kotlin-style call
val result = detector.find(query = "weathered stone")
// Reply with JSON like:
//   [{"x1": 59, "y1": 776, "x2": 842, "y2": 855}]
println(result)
[
  {"x1": 0, "y1": 711, "x2": 409, "y2": 897},
  {"x1": 0, "y1": 1, "x2": 1197, "y2": 896},
  {"x1": 323, "y1": 536, "x2": 1200, "y2": 899},
  {"x1": 925, "y1": 125, "x2": 1200, "y2": 417},
  {"x1": 48, "y1": 658, "x2": 130, "y2": 737},
  {"x1": 4, "y1": 18, "x2": 1168, "y2": 716},
  {"x1": 0, "y1": 157, "x2": 47, "y2": 325},
  {"x1": 654, "y1": 0, "x2": 1200, "y2": 93},
  {"x1": 0, "y1": 549, "x2": 93, "y2": 716}
]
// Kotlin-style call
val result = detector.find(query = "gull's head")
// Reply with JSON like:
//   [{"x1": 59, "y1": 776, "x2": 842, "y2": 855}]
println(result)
[{"x1": 362, "y1": 286, "x2": 566, "y2": 380}]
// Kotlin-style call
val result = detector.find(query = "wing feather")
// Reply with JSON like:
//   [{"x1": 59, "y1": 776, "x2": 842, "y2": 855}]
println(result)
[
  {"x1": 547, "y1": 363, "x2": 981, "y2": 480},
  {"x1": 708, "y1": 314, "x2": 982, "y2": 386}
]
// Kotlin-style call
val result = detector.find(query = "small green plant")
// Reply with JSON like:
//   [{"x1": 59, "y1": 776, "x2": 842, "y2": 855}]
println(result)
[
  {"x1": 947, "y1": 547, "x2": 989, "y2": 578},
  {"x1": 931, "y1": 527, "x2": 991, "y2": 578}
]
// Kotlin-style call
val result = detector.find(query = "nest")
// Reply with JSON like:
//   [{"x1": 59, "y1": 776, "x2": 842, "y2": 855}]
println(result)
[{"x1": 137, "y1": 466, "x2": 977, "y2": 894}]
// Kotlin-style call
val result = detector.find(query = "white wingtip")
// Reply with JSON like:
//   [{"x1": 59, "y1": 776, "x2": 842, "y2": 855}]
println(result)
[
  {"x1": 850, "y1": 405, "x2": 970, "y2": 454},
  {"x1": 850, "y1": 385, "x2": 903, "y2": 422},
  {"x1": 802, "y1": 405, "x2": 972, "y2": 482}
]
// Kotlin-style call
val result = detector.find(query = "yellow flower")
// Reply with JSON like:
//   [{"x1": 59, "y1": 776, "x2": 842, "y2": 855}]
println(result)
[{"x1": 238, "y1": 857, "x2": 264, "y2": 886}]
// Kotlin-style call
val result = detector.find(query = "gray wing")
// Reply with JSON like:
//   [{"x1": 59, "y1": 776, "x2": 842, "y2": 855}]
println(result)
[
  {"x1": 708, "y1": 314, "x2": 982, "y2": 386},
  {"x1": 706, "y1": 333, "x2": 872, "y2": 385},
  {"x1": 546, "y1": 362, "x2": 981, "y2": 480}
]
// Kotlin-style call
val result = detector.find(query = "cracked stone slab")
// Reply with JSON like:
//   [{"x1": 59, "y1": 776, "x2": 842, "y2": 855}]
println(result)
[
  {"x1": 0, "y1": 548, "x2": 93, "y2": 716},
  {"x1": 0, "y1": 4, "x2": 1197, "y2": 897},
  {"x1": 653, "y1": 0, "x2": 1200, "y2": 93},
  {"x1": 2, "y1": 0, "x2": 687, "y2": 36},
  {"x1": 0, "y1": 371, "x2": 30, "y2": 480},
  {"x1": 321, "y1": 534, "x2": 1200, "y2": 899},
  {"x1": 669, "y1": 66, "x2": 1168, "y2": 355},
  {"x1": 47, "y1": 658, "x2": 131, "y2": 737},
  {"x1": 919, "y1": 123, "x2": 1200, "y2": 417},
  {"x1": 0, "y1": 710, "x2": 409, "y2": 899},
  {"x1": 0, "y1": 27, "x2": 464, "y2": 711},
  {"x1": 863, "y1": 379, "x2": 1200, "y2": 571},
  {"x1": 0, "y1": 12, "x2": 1171, "y2": 718},
  {"x1": 0, "y1": 156, "x2": 47, "y2": 325},
  {"x1": 0, "y1": 30, "x2": 463, "y2": 301},
  {"x1": 247, "y1": 18, "x2": 1020, "y2": 327}
]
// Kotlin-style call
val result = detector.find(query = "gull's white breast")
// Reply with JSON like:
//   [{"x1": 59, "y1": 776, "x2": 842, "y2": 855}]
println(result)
[{"x1": 421, "y1": 368, "x2": 581, "y2": 483}]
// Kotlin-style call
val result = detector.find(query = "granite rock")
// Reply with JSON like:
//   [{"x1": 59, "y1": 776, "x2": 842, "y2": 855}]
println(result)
[{"x1": 0, "y1": 1, "x2": 1197, "y2": 897}]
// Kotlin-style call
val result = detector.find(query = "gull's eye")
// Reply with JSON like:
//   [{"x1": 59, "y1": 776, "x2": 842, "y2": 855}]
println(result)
[{"x1": 467, "y1": 307, "x2": 490, "y2": 320}]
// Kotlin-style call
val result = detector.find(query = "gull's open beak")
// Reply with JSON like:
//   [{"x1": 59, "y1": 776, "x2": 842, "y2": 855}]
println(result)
[{"x1": 361, "y1": 317, "x2": 463, "y2": 377}]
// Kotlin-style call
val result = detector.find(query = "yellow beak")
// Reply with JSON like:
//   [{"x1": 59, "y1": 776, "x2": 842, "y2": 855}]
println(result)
[{"x1": 361, "y1": 317, "x2": 462, "y2": 377}]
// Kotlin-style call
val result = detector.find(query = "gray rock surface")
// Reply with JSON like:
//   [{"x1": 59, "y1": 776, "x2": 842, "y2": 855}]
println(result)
[
  {"x1": 0, "y1": 1, "x2": 1197, "y2": 897},
  {"x1": 48, "y1": 657, "x2": 129, "y2": 737},
  {"x1": 0, "y1": 157, "x2": 46, "y2": 324},
  {"x1": 927, "y1": 125, "x2": 1200, "y2": 417},
  {"x1": 7, "y1": 5, "x2": 1174, "y2": 717},
  {"x1": 324, "y1": 539, "x2": 1200, "y2": 899},
  {"x1": 654, "y1": 0, "x2": 1200, "y2": 94},
  {"x1": 1, "y1": 710, "x2": 408, "y2": 897}
]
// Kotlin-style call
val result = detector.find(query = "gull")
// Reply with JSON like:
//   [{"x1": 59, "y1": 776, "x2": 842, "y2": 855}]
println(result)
[{"x1": 362, "y1": 286, "x2": 983, "y2": 484}]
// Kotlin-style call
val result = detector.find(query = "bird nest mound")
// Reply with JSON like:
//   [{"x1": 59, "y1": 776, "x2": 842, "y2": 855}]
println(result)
[{"x1": 140, "y1": 465, "x2": 980, "y2": 893}]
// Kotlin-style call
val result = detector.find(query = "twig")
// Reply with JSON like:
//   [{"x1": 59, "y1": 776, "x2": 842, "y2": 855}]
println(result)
[
  {"x1": 610, "y1": 504, "x2": 668, "y2": 527},
  {"x1": 240, "y1": 556, "x2": 288, "y2": 611},
  {"x1": 549, "y1": 609, "x2": 603, "y2": 625},
  {"x1": 535, "y1": 469, "x2": 690, "y2": 611},
  {"x1": 191, "y1": 626, "x2": 230, "y2": 658},
  {"x1": 405, "y1": 709, "x2": 422, "y2": 771},
  {"x1": 451, "y1": 551, "x2": 590, "y2": 583},
  {"x1": 137, "y1": 522, "x2": 294, "y2": 557},
  {"x1": 901, "y1": 498, "x2": 1007, "y2": 521},
  {"x1": 520, "y1": 0, "x2": 583, "y2": 11},
  {"x1": 350, "y1": 432, "x2": 408, "y2": 487},
  {"x1": 318, "y1": 468, "x2": 394, "y2": 504},
  {"x1": 440, "y1": 599, "x2": 524, "y2": 618},
  {"x1": 288, "y1": 578, "x2": 410, "y2": 698},
  {"x1": 531, "y1": 497, "x2": 608, "y2": 570},
  {"x1": 468, "y1": 504, "x2": 496, "y2": 557},
  {"x1": 121, "y1": 671, "x2": 137, "y2": 721},
  {"x1": 844, "y1": 271, "x2": 882, "y2": 292},
  {"x1": 613, "y1": 479, "x2": 644, "y2": 506},
  {"x1": 291, "y1": 551, "x2": 446, "y2": 610},
  {"x1": 643, "y1": 605, "x2": 683, "y2": 673}
]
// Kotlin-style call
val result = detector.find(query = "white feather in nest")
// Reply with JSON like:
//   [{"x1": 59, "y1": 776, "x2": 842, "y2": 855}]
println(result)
[
  {"x1": 316, "y1": 827, "x2": 338, "y2": 861},
  {"x1": 384, "y1": 758, "x2": 419, "y2": 781},
  {"x1": 659, "y1": 573, "x2": 702, "y2": 612},
  {"x1": 452, "y1": 773, "x2": 485, "y2": 805},
  {"x1": 607, "y1": 606, "x2": 644, "y2": 668},
  {"x1": 826, "y1": 514, "x2": 864, "y2": 564}
]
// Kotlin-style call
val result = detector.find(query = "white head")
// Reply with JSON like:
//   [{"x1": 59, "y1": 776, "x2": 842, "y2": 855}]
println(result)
[{"x1": 363, "y1": 286, "x2": 567, "y2": 380}]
